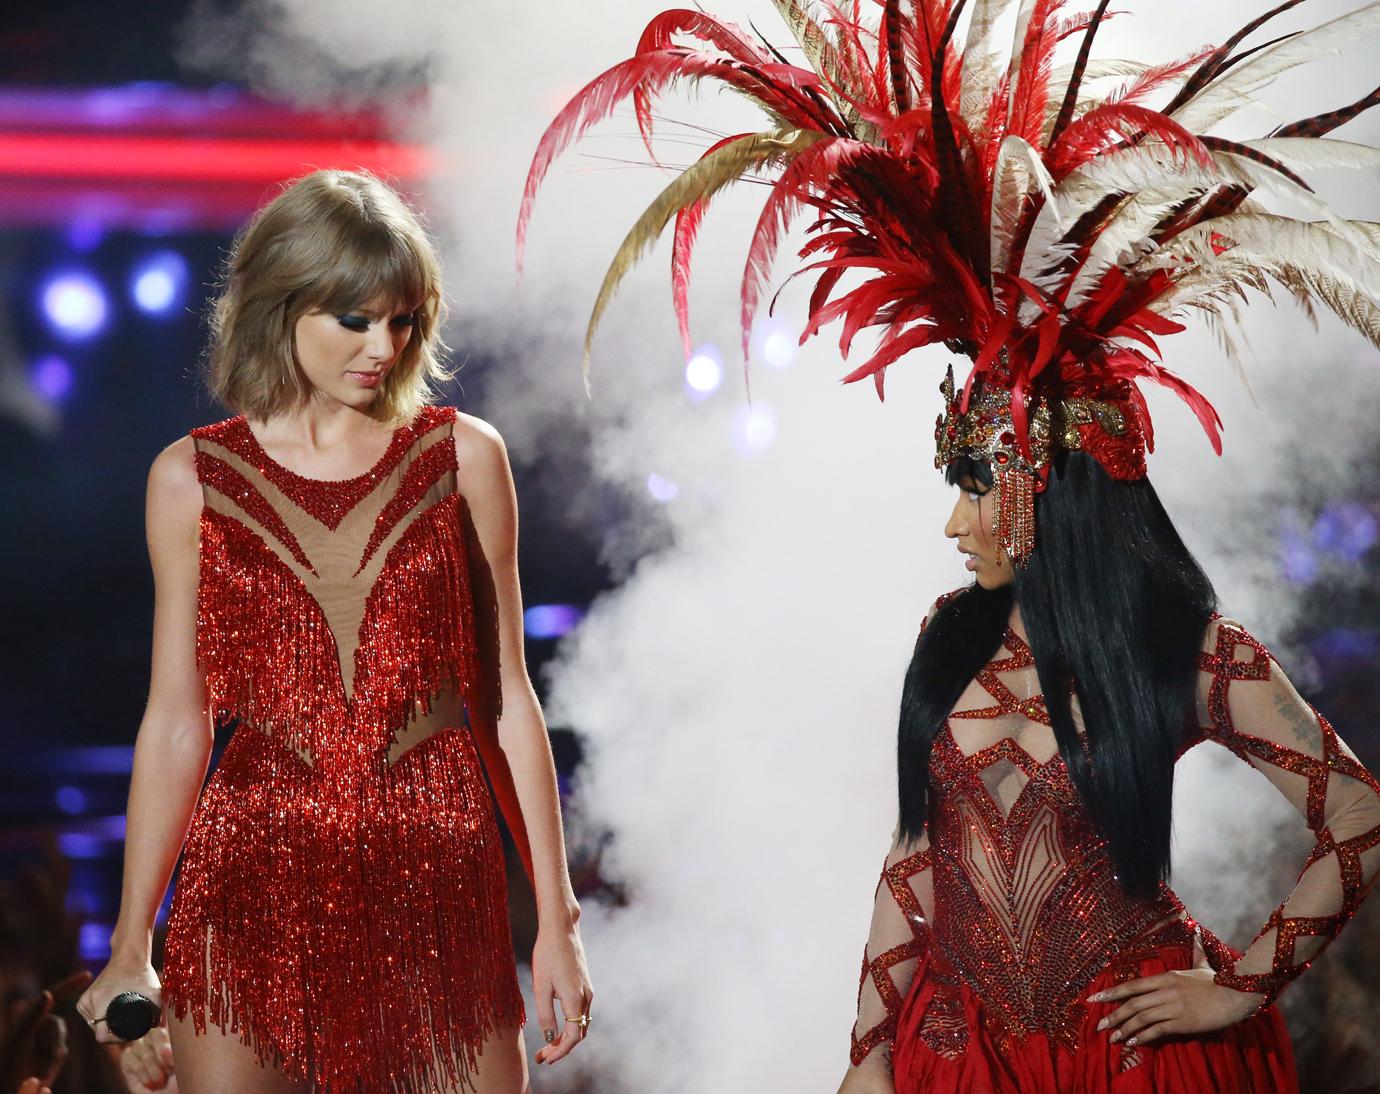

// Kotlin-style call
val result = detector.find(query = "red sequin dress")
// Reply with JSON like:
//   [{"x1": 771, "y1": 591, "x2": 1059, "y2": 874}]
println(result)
[
  {"x1": 850, "y1": 607, "x2": 1380, "y2": 1093},
  {"x1": 162, "y1": 405, "x2": 525, "y2": 1092}
]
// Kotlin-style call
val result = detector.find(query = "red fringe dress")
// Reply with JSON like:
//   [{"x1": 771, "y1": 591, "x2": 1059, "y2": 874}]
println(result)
[
  {"x1": 162, "y1": 406, "x2": 525, "y2": 1092},
  {"x1": 849, "y1": 606, "x2": 1380, "y2": 1093}
]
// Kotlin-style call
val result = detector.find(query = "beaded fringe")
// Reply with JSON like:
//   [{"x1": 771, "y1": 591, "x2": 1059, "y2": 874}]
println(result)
[
  {"x1": 992, "y1": 466, "x2": 1037, "y2": 566},
  {"x1": 166, "y1": 500, "x2": 522, "y2": 1092}
]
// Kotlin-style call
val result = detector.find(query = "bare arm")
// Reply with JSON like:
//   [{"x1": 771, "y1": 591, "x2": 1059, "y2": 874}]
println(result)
[
  {"x1": 454, "y1": 415, "x2": 591, "y2": 1066},
  {"x1": 79, "y1": 437, "x2": 212, "y2": 1035}
]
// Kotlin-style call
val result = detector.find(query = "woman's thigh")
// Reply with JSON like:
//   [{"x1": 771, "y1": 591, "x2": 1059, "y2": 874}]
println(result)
[
  {"x1": 440, "y1": 1022, "x2": 528, "y2": 1094},
  {"x1": 166, "y1": 1010, "x2": 304, "y2": 1094}
]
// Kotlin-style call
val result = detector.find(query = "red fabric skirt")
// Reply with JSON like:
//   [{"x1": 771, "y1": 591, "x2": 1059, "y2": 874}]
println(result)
[{"x1": 892, "y1": 943, "x2": 1297, "y2": 1093}]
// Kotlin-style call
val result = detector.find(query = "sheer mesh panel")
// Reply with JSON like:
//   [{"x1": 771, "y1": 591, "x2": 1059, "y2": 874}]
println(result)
[
  {"x1": 1197, "y1": 618, "x2": 1380, "y2": 1002},
  {"x1": 193, "y1": 417, "x2": 466, "y2": 766}
]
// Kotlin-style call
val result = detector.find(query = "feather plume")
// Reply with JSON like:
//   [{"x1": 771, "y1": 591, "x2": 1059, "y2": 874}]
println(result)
[
  {"x1": 1172, "y1": 2, "x2": 1380, "y2": 133},
  {"x1": 990, "y1": 134, "x2": 1060, "y2": 274},
  {"x1": 581, "y1": 129, "x2": 823, "y2": 387},
  {"x1": 521, "y1": 0, "x2": 1380, "y2": 459}
]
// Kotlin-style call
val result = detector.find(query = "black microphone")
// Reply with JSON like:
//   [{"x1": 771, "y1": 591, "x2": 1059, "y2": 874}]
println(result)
[{"x1": 105, "y1": 992, "x2": 161, "y2": 1041}]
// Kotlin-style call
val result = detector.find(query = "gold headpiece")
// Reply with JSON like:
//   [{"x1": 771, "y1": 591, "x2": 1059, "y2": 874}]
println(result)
[{"x1": 934, "y1": 366, "x2": 1145, "y2": 564}]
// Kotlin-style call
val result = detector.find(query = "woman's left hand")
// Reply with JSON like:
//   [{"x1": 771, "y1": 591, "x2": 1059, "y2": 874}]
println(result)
[
  {"x1": 1089, "y1": 968, "x2": 1266, "y2": 1047},
  {"x1": 531, "y1": 919, "x2": 593, "y2": 1066}
]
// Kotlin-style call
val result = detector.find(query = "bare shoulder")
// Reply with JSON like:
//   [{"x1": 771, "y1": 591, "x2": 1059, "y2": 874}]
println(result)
[
  {"x1": 452, "y1": 412, "x2": 512, "y2": 487},
  {"x1": 149, "y1": 435, "x2": 199, "y2": 501},
  {"x1": 146, "y1": 435, "x2": 202, "y2": 544}
]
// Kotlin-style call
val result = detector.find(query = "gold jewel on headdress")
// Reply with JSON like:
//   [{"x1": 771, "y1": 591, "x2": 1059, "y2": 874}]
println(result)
[{"x1": 933, "y1": 366, "x2": 1136, "y2": 565}]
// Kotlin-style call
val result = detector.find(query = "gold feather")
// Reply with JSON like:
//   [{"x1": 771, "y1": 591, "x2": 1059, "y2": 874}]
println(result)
[
  {"x1": 769, "y1": 0, "x2": 871, "y2": 138},
  {"x1": 582, "y1": 129, "x2": 824, "y2": 389}
]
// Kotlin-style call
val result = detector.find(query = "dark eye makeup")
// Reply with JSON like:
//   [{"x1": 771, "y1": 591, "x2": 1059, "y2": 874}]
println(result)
[{"x1": 335, "y1": 312, "x2": 418, "y2": 333}]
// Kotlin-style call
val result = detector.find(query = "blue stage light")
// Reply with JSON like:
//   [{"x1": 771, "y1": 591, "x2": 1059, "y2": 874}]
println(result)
[
  {"x1": 524, "y1": 604, "x2": 586, "y2": 640},
  {"x1": 41, "y1": 272, "x2": 108, "y2": 340},
  {"x1": 79, "y1": 922, "x2": 113, "y2": 962},
  {"x1": 1314, "y1": 502, "x2": 1378, "y2": 562},
  {"x1": 131, "y1": 251, "x2": 189, "y2": 315},
  {"x1": 30, "y1": 355, "x2": 75, "y2": 403},
  {"x1": 55, "y1": 785, "x2": 89, "y2": 815},
  {"x1": 1279, "y1": 526, "x2": 1319, "y2": 585}
]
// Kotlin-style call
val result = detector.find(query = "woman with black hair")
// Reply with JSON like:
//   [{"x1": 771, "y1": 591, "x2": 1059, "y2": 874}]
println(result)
[
  {"x1": 841, "y1": 382, "x2": 1380, "y2": 1091},
  {"x1": 518, "y1": 0, "x2": 1380, "y2": 1088}
]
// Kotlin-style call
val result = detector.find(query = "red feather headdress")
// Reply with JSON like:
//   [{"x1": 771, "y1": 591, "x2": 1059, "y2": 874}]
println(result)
[{"x1": 520, "y1": 0, "x2": 1380, "y2": 561}]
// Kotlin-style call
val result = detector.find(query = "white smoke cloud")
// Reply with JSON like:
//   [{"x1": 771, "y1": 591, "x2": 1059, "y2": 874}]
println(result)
[{"x1": 176, "y1": 1, "x2": 1380, "y2": 1088}]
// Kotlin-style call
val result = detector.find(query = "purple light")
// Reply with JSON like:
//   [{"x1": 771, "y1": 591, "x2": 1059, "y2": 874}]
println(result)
[
  {"x1": 524, "y1": 604, "x2": 585, "y2": 640},
  {"x1": 55, "y1": 785, "x2": 89, "y2": 815},
  {"x1": 1313, "y1": 502, "x2": 1378, "y2": 562},
  {"x1": 30, "y1": 355, "x2": 74, "y2": 402},
  {"x1": 1312, "y1": 628, "x2": 1380, "y2": 661},
  {"x1": 1279, "y1": 527, "x2": 1319, "y2": 585},
  {"x1": 41, "y1": 271, "x2": 108, "y2": 340},
  {"x1": 647, "y1": 472, "x2": 680, "y2": 502},
  {"x1": 79, "y1": 922, "x2": 112, "y2": 962},
  {"x1": 66, "y1": 217, "x2": 105, "y2": 253},
  {"x1": 754, "y1": 319, "x2": 797, "y2": 368},
  {"x1": 131, "y1": 251, "x2": 189, "y2": 314}
]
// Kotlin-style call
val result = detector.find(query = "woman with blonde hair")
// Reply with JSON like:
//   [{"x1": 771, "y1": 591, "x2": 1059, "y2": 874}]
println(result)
[{"x1": 77, "y1": 168, "x2": 592, "y2": 1093}]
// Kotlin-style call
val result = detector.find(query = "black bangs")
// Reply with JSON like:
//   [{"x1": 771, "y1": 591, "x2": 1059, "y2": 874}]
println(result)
[{"x1": 943, "y1": 454, "x2": 994, "y2": 489}]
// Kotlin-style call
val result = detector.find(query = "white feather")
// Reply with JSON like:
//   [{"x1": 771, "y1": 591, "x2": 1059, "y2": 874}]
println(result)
[
  {"x1": 1239, "y1": 137, "x2": 1380, "y2": 173},
  {"x1": 1064, "y1": 189, "x2": 1188, "y2": 307},
  {"x1": 1208, "y1": 149, "x2": 1380, "y2": 258},
  {"x1": 1172, "y1": 1, "x2": 1380, "y2": 133},
  {"x1": 990, "y1": 134, "x2": 1060, "y2": 275},
  {"x1": 1005, "y1": 0, "x2": 1039, "y2": 116}
]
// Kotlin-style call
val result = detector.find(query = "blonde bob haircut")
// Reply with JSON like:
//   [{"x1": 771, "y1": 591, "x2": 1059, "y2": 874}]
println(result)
[{"x1": 206, "y1": 168, "x2": 451, "y2": 424}]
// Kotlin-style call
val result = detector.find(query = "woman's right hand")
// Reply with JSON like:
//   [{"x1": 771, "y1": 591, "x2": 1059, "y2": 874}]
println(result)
[
  {"x1": 120, "y1": 1024, "x2": 177, "y2": 1093},
  {"x1": 837, "y1": 1064, "x2": 896, "y2": 1094},
  {"x1": 75, "y1": 957, "x2": 162, "y2": 1045}
]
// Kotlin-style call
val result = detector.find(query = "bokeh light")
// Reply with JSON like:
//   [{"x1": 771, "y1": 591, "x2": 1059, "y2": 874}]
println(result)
[
  {"x1": 1314, "y1": 502, "x2": 1378, "y2": 563},
  {"x1": 524, "y1": 603, "x2": 586, "y2": 640},
  {"x1": 41, "y1": 271, "x2": 108, "y2": 340},
  {"x1": 29, "y1": 355, "x2": 75, "y2": 403},
  {"x1": 647, "y1": 472, "x2": 680, "y2": 502},
  {"x1": 54, "y1": 785, "x2": 89, "y2": 815},
  {"x1": 734, "y1": 403, "x2": 777, "y2": 454},
  {"x1": 756, "y1": 319, "x2": 797, "y2": 369},
  {"x1": 685, "y1": 346, "x2": 723, "y2": 398},
  {"x1": 131, "y1": 250, "x2": 190, "y2": 315}
]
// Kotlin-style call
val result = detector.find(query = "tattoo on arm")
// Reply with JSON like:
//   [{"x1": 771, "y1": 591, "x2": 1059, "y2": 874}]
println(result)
[{"x1": 1269, "y1": 673, "x2": 1324, "y2": 753}]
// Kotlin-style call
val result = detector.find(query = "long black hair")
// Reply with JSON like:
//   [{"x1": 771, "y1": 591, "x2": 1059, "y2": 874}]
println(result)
[{"x1": 898, "y1": 451, "x2": 1217, "y2": 898}]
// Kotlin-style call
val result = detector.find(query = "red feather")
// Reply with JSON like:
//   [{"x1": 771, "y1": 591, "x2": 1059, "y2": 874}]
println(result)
[
  {"x1": 839, "y1": 323, "x2": 944, "y2": 384},
  {"x1": 1048, "y1": 101, "x2": 1212, "y2": 180},
  {"x1": 1008, "y1": 0, "x2": 1067, "y2": 148},
  {"x1": 519, "y1": 49, "x2": 833, "y2": 273},
  {"x1": 632, "y1": 11, "x2": 775, "y2": 158}
]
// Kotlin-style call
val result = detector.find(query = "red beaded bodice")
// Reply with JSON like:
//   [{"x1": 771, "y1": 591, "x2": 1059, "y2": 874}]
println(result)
[
  {"x1": 923, "y1": 631, "x2": 1184, "y2": 1055},
  {"x1": 191, "y1": 405, "x2": 479, "y2": 775},
  {"x1": 850, "y1": 604, "x2": 1380, "y2": 1071}
]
